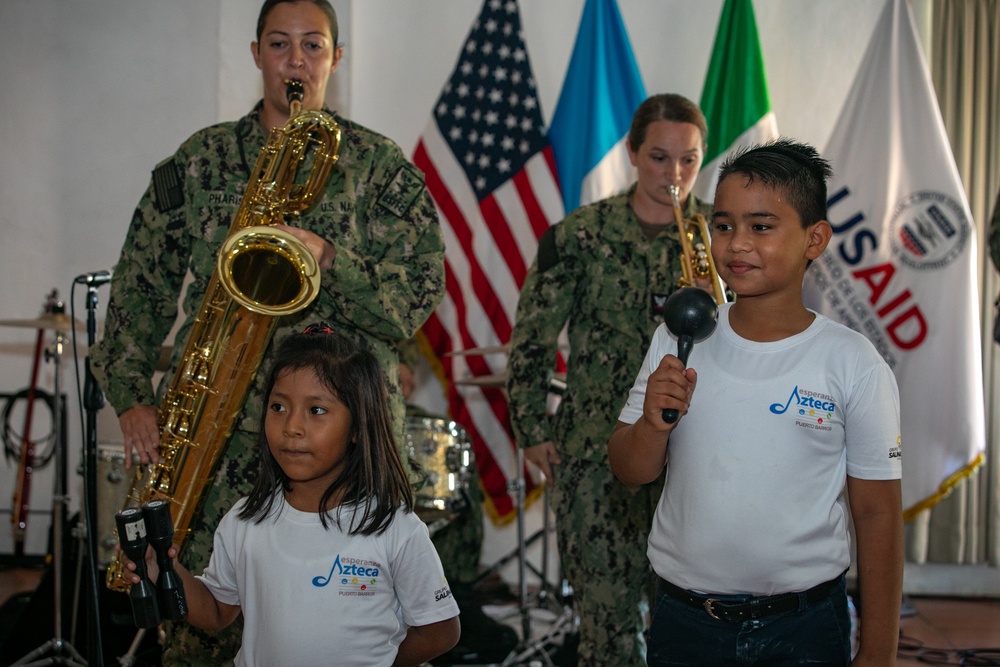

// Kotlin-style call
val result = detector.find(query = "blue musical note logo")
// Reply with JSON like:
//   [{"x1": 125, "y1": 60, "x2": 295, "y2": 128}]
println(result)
[
  {"x1": 313, "y1": 554, "x2": 343, "y2": 587},
  {"x1": 770, "y1": 386, "x2": 802, "y2": 414}
]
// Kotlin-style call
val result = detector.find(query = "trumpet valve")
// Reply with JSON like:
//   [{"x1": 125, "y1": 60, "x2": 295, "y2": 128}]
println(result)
[{"x1": 694, "y1": 244, "x2": 711, "y2": 277}]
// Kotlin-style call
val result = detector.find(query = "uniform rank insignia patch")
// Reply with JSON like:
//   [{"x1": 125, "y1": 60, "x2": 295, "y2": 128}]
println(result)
[{"x1": 378, "y1": 164, "x2": 424, "y2": 218}]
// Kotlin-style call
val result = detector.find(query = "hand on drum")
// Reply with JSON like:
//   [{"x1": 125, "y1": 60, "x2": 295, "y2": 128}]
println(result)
[
  {"x1": 524, "y1": 441, "x2": 560, "y2": 480},
  {"x1": 119, "y1": 405, "x2": 161, "y2": 469}
]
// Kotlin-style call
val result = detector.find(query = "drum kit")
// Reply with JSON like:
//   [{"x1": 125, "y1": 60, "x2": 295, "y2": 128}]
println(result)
[
  {"x1": 443, "y1": 346, "x2": 576, "y2": 666},
  {"x1": 405, "y1": 415, "x2": 474, "y2": 535}
]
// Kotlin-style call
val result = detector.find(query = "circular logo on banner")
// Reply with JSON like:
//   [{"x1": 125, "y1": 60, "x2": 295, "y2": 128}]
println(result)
[{"x1": 889, "y1": 190, "x2": 969, "y2": 270}]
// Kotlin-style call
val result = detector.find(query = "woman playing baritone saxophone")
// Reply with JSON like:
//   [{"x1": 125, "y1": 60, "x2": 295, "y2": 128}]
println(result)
[
  {"x1": 90, "y1": 1, "x2": 444, "y2": 663},
  {"x1": 505, "y1": 93, "x2": 712, "y2": 666},
  {"x1": 120, "y1": 326, "x2": 460, "y2": 667}
]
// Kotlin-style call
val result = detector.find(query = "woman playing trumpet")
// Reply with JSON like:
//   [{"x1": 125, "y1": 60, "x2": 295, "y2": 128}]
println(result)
[{"x1": 506, "y1": 93, "x2": 713, "y2": 666}]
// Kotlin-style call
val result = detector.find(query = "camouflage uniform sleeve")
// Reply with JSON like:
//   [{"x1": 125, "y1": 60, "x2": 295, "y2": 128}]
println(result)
[
  {"x1": 325, "y1": 143, "x2": 444, "y2": 343},
  {"x1": 397, "y1": 336, "x2": 421, "y2": 369},
  {"x1": 507, "y1": 221, "x2": 579, "y2": 448},
  {"x1": 89, "y1": 154, "x2": 192, "y2": 415}
]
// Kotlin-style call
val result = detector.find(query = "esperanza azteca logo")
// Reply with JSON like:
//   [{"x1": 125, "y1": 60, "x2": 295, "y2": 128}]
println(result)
[
  {"x1": 313, "y1": 554, "x2": 382, "y2": 596},
  {"x1": 770, "y1": 386, "x2": 837, "y2": 427}
]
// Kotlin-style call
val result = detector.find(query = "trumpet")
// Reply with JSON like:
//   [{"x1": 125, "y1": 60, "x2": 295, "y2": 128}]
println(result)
[{"x1": 669, "y1": 185, "x2": 727, "y2": 305}]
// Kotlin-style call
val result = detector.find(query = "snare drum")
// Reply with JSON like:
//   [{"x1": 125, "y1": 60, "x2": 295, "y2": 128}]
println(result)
[
  {"x1": 404, "y1": 416, "x2": 473, "y2": 527},
  {"x1": 96, "y1": 443, "x2": 136, "y2": 566}
]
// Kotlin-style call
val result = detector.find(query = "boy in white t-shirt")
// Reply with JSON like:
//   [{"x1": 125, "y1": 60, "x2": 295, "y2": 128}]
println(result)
[{"x1": 609, "y1": 139, "x2": 903, "y2": 666}]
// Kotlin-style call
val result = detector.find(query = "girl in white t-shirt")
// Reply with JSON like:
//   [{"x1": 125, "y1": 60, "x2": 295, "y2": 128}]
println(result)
[{"x1": 123, "y1": 323, "x2": 460, "y2": 667}]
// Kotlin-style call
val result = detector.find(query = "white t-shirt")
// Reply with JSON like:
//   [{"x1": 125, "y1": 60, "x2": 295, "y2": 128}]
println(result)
[
  {"x1": 618, "y1": 304, "x2": 902, "y2": 596},
  {"x1": 197, "y1": 495, "x2": 459, "y2": 667}
]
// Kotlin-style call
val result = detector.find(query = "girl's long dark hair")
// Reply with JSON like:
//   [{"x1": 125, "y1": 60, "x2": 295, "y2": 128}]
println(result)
[{"x1": 239, "y1": 326, "x2": 414, "y2": 536}]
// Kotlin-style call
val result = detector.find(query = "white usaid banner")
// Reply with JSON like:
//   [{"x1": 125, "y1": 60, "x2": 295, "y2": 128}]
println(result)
[{"x1": 802, "y1": 0, "x2": 985, "y2": 520}]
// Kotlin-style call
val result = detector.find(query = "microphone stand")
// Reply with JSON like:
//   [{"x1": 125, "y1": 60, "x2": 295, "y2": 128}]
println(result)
[{"x1": 81, "y1": 283, "x2": 106, "y2": 667}]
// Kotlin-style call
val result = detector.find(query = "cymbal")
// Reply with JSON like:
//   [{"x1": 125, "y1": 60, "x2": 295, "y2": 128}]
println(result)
[
  {"x1": 445, "y1": 344, "x2": 510, "y2": 357},
  {"x1": 0, "y1": 313, "x2": 82, "y2": 331}
]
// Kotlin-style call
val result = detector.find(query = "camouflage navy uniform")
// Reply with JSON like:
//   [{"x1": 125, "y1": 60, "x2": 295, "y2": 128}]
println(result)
[
  {"x1": 507, "y1": 186, "x2": 711, "y2": 666},
  {"x1": 90, "y1": 101, "x2": 444, "y2": 666}
]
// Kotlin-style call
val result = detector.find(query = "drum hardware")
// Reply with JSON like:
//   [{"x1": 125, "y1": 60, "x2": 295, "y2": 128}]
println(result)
[
  {"x1": 6, "y1": 290, "x2": 60, "y2": 557},
  {"x1": 444, "y1": 344, "x2": 511, "y2": 356},
  {"x1": 75, "y1": 444, "x2": 137, "y2": 567},
  {"x1": 9, "y1": 323, "x2": 87, "y2": 667},
  {"x1": 494, "y1": 449, "x2": 576, "y2": 667},
  {"x1": 0, "y1": 312, "x2": 83, "y2": 332},
  {"x1": 446, "y1": 343, "x2": 569, "y2": 357},
  {"x1": 453, "y1": 370, "x2": 566, "y2": 389},
  {"x1": 453, "y1": 371, "x2": 572, "y2": 666},
  {"x1": 453, "y1": 372, "x2": 508, "y2": 388}
]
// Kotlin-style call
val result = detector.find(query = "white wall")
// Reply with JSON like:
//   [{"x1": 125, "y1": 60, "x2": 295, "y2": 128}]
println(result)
[
  {"x1": 0, "y1": 0, "x2": 892, "y2": 578},
  {"x1": 0, "y1": 0, "x2": 221, "y2": 557}
]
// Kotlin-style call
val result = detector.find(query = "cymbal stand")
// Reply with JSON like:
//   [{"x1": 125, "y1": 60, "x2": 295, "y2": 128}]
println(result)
[
  {"x1": 13, "y1": 329, "x2": 87, "y2": 667},
  {"x1": 499, "y1": 449, "x2": 576, "y2": 667}
]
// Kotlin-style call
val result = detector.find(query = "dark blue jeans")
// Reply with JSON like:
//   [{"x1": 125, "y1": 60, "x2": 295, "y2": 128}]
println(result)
[{"x1": 646, "y1": 576, "x2": 852, "y2": 666}]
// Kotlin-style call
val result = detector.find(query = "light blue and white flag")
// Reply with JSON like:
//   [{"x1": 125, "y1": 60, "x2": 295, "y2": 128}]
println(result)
[{"x1": 548, "y1": 0, "x2": 646, "y2": 212}]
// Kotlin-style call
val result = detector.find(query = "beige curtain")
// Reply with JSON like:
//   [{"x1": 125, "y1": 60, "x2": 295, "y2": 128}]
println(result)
[{"x1": 905, "y1": 0, "x2": 1000, "y2": 566}]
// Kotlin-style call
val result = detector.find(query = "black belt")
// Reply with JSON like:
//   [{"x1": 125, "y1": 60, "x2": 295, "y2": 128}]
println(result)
[{"x1": 657, "y1": 574, "x2": 843, "y2": 623}]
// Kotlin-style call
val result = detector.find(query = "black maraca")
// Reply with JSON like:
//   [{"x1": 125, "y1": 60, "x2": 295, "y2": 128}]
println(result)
[
  {"x1": 661, "y1": 287, "x2": 719, "y2": 424},
  {"x1": 115, "y1": 507, "x2": 161, "y2": 628},
  {"x1": 142, "y1": 499, "x2": 188, "y2": 620}
]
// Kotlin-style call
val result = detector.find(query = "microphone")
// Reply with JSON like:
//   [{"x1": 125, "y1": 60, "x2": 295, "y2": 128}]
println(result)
[
  {"x1": 142, "y1": 500, "x2": 188, "y2": 620},
  {"x1": 74, "y1": 270, "x2": 113, "y2": 286},
  {"x1": 661, "y1": 288, "x2": 719, "y2": 424},
  {"x1": 115, "y1": 507, "x2": 161, "y2": 628}
]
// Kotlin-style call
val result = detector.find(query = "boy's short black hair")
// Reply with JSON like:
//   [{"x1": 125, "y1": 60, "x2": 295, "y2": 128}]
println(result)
[{"x1": 718, "y1": 138, "x2": 833, "y2": 227}]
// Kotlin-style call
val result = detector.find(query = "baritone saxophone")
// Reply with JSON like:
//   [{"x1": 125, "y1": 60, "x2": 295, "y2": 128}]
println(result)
[
  {"x1": 106, "y1": 80, "x2": 341, "y2": 591},
  {"x1": 669, "y1": 184, "x2": 727, "y2": 304}
]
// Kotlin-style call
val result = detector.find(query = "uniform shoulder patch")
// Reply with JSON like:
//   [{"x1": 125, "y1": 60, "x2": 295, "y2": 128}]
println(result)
[
  {"x1": 151, "y1": 157, "x2": 184, "y2": 213},
  {"x1": 377, "y1": 163, "x2": 425, "y2": 219},
  {"x1": 536, "y1": 225, "x2": 561, "y2": 273}
]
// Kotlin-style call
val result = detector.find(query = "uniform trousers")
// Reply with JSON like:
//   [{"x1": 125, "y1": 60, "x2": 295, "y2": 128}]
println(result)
[{"x1": 551, "y1": 455, "x2": 660, "y2": 667}]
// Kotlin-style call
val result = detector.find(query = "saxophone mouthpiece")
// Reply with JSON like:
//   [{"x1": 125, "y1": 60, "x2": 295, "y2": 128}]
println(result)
[
  {"x1": 285, "y1": 79, "x2": 305, "y2": 104},
  {"x1": 285, "y1": 79, "x2": 305, "y2": 116}
]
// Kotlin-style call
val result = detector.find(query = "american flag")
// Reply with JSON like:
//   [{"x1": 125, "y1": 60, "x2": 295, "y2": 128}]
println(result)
[{"x1": 413, "y1": 0, "x2": 563, "y2": 521}]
